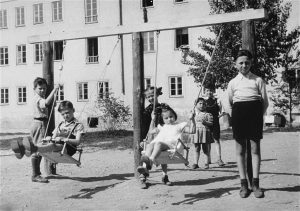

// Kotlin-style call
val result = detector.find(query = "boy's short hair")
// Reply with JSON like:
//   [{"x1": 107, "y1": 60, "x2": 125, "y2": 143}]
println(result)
[
  {"x1": 58, "y1": 101, "x2": 74, "y2": 112},
  {"x1": 235, "y1": 49, "x2": 253, "y2": 60},
  {"x1": 33, "y1": 77, "x2": 48, "y2": 89},
  {"x1": 144, "y1": 86, "x2": 163, "y2": 97},
  {"x1": 161, "y1": 105, "x2": 177, "y2": 121}
]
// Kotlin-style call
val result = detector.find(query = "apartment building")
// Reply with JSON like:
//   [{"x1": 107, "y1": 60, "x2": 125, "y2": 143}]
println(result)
[{"x1": 0, "y1": 0, "x2": 214, "y2": 131}]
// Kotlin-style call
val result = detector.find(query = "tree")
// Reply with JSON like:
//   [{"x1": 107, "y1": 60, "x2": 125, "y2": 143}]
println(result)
[{"x1": 183, "y1": 0, "x2": 300, "y2": 90}]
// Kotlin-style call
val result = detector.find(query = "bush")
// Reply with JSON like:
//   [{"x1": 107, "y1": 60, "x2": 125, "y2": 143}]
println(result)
[{"x1": 95, "y1": 93, "x2": 132, "y2": 131}]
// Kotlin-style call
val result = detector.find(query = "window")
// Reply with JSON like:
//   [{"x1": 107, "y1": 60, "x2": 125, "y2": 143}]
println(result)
[
  {"x1": 169, "y1": 76, "x2": 183, "y2": 97},
  {"x1": 17, "y1": 86, "x2": 26, "y2": 104},
  {"x1": 0, "y1": 47, "x2": 8, "y2": 65},
  {"x1": 54, "y1": 41, "x2": 64, "y2": 60},
  {"x1": 16, "y1": 44, "x2": 26, "y2": 64},
  {"x1": 16, "y1": 7, "x2": 25, "y2": 27},
  {"x1": 144, "y1": 78, "x2": 151, "y2": 89},
  {"x1": 142, "y1": 32, "x2": 155, "y2": 52},
  {"x1": 174, "y1": 0, "x2": 187, "y2": 3},
  {"x1": 77, "y1": 82, "x2": 88, "y2": 101},
  {"x1": 52, "y1": 1, "x2": 62, "y2": 22},
  {"x1": 0, "y1": 88, "x2": 9, "y2": 105},
  {"x1": 85, "y1": 0, "x2": 98, "y2": 23},
  {"x1": 33, "y1": 3, "x2": 43, "y2": 24},
  {"x1": 56, "y1": 85, "x2": 64, "y2": 101},
  {"x1": 98, "y1": 81, "x2": 109, "y2": 99},
  {"x1": 0, "y1": 10, "x2": 8, "y2": 28},
  {"x1": 86, "y1": 38, "x2": 98, "y2": 63},
  {"x1": 34, "y1": 43, "x2": 43, "y2": 63},
  {"x1": 142, "y1": 0, "x2": 153, "y2": 7},
  {"x1": 175, "y1": 28, "x2": 189, "y2": 49}
]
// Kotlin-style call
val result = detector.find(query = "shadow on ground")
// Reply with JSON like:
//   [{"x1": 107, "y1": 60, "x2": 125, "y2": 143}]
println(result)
[
  {"x1": 47, "y1": 172, "x2": 134, "y2": 182},
  {"x1": 172, "y1": 187, "x2": 240, "y2": 205}
]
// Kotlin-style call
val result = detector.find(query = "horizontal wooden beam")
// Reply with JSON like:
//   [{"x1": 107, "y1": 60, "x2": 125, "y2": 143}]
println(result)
[{"x1": 28, "y1": 8, "x2": 267, "y2": 43}]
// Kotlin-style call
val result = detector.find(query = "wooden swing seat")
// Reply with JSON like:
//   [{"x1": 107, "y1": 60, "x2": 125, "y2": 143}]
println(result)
[
  {"x1": 40, "y1": 142, "x2": 83, "y2": 166},
  {"x1": 142, "y1": 138, "x2": 189, "y2": 166}
]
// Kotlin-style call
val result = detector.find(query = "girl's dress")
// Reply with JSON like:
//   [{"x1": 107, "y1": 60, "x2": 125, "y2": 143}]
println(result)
[
  {"x1": 152, "y1": 122, "x2": 187, "y2": 151},
  {"x1": 191, "y1": 111, "x2": 214, "y2": 144}
]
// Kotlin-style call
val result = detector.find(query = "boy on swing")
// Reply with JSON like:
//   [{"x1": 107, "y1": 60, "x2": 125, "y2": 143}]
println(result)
[
  {"x1": 137, "y1": 106, "x2": 196, "y2": 185},
  {"x1": 11, "y1": 80, "x2": 84, "y2": 182}
]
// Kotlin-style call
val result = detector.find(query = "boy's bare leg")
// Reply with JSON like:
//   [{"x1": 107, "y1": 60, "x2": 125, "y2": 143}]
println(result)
[
  {"x1": 250, "y1": 139, "x2": 263, "y2": 198},
  {"x1": 236, "y1": 140, "x2": 251, "y2": 198},
  {"x1": 36, "y1": 143, "x2": 63, "y2": 153},
  {"x1": 214, "y1": 139, "x2": 225, "y2": 166}
]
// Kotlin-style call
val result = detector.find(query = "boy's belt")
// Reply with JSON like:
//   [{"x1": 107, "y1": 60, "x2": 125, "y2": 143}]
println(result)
[{"x1": 34, "y1": 117, "x2": 48, "y2": 121}]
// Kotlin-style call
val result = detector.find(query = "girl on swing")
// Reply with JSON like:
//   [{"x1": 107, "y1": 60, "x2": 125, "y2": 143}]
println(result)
[{"x1": 138, "y1": 102, "x2": 196, "y2": 186}]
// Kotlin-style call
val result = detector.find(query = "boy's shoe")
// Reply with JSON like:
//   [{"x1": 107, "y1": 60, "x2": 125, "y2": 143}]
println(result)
[
  {"x1": 239, "y1": 186, "x2": 251, "y2": 198},
  {"x1": 11, "y1": 139, "x2": 25, "y2": 159},
  {"x1": 162, "y1": 175, "x2": 173, "y2": 186},
  {"x1": 32, "y1": 175, "x2": 49, "y2": 183},
  {"x1": 23, "y1": 137, "x2": 37, "y2": 157},
  {"x1": 191, "y1": 164, "x2": 199, "y2": 169},
  {"x1": 252, "y1": 186, "x2": 264, "y2": 198},
  {"x1": 217, "y1": 159, "x2": 225, "y2": 166},
  {"x1": 203, "y1": 164, "x2": 209, "y2": 169}
]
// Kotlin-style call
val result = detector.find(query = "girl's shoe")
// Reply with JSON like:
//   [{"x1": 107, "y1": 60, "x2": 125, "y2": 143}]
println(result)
[
  {"x1": 217, "y1": 159, "x2": 225, "y2": 166},
  {"x1": 140, "y1": 155, "x2": 153, "y2": 170},
  {"x1": 162, "y1": 175, "x2": 173, "y2": 186},
  {"x1": 203, "y1": 164, "x2": 209, "y2": 169},
  {"x1": 137, "y1": 165, "x2": 149, "y2": 175},
  {"x1": 239, "y1": 186, "x2": 251, "y2": 198},
  {"x1": 191, "y1": 164, "x2": 199, "y2": 169}
]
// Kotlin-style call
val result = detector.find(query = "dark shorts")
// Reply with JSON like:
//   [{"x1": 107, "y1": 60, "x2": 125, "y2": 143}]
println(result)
[{"x1": 232, "y1": 100, "x2": 263, "y2": 141}]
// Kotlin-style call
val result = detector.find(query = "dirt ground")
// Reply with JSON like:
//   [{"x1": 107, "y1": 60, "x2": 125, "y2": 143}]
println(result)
[{"x1": 0, "y1": 129, "x2": 299, "y2": 211}]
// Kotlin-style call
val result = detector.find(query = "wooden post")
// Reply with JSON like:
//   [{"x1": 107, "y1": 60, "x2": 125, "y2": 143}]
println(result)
[
  {"x1": 132, "y1": 32, "x2": 144, "y2": 178},
  {"x1": 242, "y1": 19, "x2": 256, "y2": 187},
  {"x1": 42, "y1": 41, "x2": 56, "y2": 175}
]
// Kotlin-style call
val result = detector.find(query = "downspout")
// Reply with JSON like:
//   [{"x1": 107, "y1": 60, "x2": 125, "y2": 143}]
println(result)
[{"x1": 119, "y1": 0, "x2": 125, "y2": 94}]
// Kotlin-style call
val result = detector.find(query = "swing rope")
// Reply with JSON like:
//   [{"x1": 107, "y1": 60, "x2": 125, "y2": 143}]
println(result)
[
  {"x1": 152, "y1": 31, "x2": 160, "y2": 114},
  {"x1": 193, "y1": 28, "x2": 223, "y2": 110},
  {"x1": 43, "y1": 41, "x2": 66, "y2": 139},
  {"x1": 77, "y1": 36, "x2": 121, "y2": 123}
]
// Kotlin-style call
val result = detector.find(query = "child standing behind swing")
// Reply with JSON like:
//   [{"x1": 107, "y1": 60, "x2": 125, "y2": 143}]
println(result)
[{"x1": 191, "y1": 97, "x2": 214, "y2": 169}]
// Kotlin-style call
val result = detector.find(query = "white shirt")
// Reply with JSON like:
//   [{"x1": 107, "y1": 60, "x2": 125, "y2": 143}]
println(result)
[
  {"x1": 227, "y1": 72, "x2": 269, "y2": 114},
  {"x1": 33, "y1": 93, "x2": 48, "y2": 119}
]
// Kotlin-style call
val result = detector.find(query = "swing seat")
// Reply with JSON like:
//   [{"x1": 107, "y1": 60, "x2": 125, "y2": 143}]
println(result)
[
  {"x1": 142, "y1": 139, "x2": 189, "y2": 166},
  {"x1": 40, "y1": 142, "x2": 83, "y2": 166}
]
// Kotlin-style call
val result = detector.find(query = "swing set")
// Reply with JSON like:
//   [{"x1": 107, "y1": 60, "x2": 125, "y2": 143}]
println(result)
[{"x1": 28, "y1": 7, "x2": 267, "y2": 175}]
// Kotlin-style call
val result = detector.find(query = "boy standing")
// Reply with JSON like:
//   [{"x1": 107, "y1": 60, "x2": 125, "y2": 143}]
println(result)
[{"x1": 30, "y1": 77, "x2": 59, "y2": 183}]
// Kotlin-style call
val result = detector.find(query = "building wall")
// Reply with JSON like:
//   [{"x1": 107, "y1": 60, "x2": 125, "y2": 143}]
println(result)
[{"x1": 0, "y1": 0, "x2": 215, "y2": 132}]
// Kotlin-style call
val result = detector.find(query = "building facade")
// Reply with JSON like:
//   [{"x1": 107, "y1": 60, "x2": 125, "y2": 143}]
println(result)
[{"x1": 0, "y1": 0, "x2": 220, "y2": 132}]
